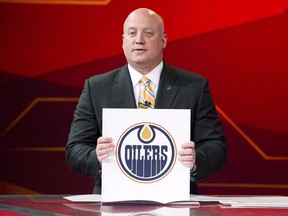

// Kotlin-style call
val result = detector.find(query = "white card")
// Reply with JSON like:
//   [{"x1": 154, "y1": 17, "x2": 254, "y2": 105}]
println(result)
[{"x1": 102, "y1": 108, "x2": 190, "y2": 203}]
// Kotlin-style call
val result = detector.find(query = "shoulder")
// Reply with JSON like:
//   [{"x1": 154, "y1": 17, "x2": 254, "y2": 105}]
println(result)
[
  {"x1": 89, "y1": 66, "x2": 124, "y2": 82},
  {"x1": 86, "y1": 65, "x2": 127, "y2": 87},
  {"x1": 163, "y1": 63, "x2": 207, "y2": 84}
]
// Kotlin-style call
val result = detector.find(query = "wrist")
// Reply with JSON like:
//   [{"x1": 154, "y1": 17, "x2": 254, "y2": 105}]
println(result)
[{"x1": 190, "y1": 164, "x2": 197, "y2": 175}]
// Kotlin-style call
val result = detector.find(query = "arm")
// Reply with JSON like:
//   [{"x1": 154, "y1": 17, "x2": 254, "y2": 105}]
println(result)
[
  {"x1": 193, "y1": 79, "x2": 228, "y2": 180},
  {"x1": 65, "y1": 79, "x2": 102, "y2": 181}
]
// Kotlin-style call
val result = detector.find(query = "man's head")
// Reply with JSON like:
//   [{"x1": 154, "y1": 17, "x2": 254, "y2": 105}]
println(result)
[{"x1": 122, "y1": 8, "x2": 167, "y2": 74}]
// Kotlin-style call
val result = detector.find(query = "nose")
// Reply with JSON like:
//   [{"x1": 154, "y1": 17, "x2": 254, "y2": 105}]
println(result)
[{"x1": 135, "y1": 32, "x2": 144, "y2": 44}]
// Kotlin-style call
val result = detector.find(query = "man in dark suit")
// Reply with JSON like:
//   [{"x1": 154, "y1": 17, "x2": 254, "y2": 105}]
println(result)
[{"x1": 66, "y1": 8, "x2": 228, "y2": 194}]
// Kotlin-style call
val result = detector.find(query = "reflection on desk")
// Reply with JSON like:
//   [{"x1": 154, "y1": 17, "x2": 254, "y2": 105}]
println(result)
[{"x1": 0, "y1": 195, "x2": 288, "y2": 216}]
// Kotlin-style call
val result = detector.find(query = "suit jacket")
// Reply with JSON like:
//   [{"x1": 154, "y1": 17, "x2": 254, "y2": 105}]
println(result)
[{"x1": 66, "y1": 63, "x2": 228, "y2": 194}]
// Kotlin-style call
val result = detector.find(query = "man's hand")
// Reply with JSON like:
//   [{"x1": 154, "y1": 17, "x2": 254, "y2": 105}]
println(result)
[
  {"x1": 178, "y1": 141, "x2": 196, "y2": 170},
  {"x1": 96, "y1": 137, "x2": 115, "y2": 165}
]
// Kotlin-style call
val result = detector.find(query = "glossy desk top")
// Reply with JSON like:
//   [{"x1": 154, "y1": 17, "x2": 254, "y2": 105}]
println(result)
[{"x1": 0, "y1": 195, "x2": 287, "y2": 216}]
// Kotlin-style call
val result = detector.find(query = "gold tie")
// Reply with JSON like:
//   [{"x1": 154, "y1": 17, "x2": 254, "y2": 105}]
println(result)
[{"x1": 139, "y1": 76, "x2": 155, "y2": 109}]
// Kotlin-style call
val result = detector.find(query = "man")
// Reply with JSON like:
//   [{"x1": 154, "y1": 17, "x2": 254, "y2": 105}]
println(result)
[{"x1": 66, "y1": 8, "x2": 228, "y2": 194}]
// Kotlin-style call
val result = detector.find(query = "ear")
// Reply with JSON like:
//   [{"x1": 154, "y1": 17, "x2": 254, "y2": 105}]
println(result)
[
  {"x1": 162, "y1": 33, "x2": 168, "y2": 49},
  {"x1": 122, "y1": 34, "x2": 125, "y2": 49}
]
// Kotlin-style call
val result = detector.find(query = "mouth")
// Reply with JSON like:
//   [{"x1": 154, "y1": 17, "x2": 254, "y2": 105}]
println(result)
[{"x1": 133, "y1": 48, "x2": 147, "y2": 52}]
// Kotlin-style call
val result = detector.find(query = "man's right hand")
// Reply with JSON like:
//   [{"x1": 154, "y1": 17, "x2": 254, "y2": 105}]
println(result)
[{"x1": 96, "y1": 137, "x2": 115, "y2": 165}]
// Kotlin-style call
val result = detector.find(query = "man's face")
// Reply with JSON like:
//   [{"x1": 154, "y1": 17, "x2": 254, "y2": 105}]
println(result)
[{"x1": 122, "y1": 10, "x2": 167, "y2": 72}]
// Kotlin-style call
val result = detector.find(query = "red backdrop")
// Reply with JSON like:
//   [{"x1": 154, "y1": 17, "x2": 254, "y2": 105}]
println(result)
[{"x1": 0, "y1": 0, "x2": 287, "y2": 195}]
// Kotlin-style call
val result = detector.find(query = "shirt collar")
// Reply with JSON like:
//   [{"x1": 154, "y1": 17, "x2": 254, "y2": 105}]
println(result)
[{"x1": 128, "y1": 61, "x2": 163, "y2": 87}]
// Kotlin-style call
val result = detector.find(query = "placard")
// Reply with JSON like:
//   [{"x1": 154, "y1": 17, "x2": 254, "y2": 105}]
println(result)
[{"x1": 102, "y1": 109, "x2": 190, "y2": 203}]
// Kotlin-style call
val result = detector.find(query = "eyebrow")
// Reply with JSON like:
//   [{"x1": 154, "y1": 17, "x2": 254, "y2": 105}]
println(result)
[{"x1": 127, "y1": 27, "x2": 154, "y2": 32}]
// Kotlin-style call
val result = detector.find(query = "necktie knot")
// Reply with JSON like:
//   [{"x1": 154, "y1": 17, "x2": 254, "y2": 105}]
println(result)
[{"x1": 140, "y1": 76, "x2": 150, "y2": 86}]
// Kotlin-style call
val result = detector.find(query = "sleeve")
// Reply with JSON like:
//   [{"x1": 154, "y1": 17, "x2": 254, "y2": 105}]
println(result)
[
  {"x1": 65, "y1": 79, "x2": 102, "y2": 182},
  {"x1": 194, "y1": 79, "x2": 228, "y2": 181}
]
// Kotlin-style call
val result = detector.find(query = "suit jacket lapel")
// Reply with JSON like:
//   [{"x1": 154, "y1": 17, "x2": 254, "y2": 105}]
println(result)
[
  {"x1": 112, "y1": 65, "x2": 137, "y2": 108},
  {"x1": 155, "y1": 64, "x2": 179, "y2": 108}
]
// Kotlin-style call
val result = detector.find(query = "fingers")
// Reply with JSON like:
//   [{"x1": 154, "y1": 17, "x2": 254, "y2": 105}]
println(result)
[
  {"x1": 180, "y1": 141, "x2": 195, "y2": 150},
  {"x1": 96, "y1": 137, "x2": 115, "y2": 163},
  {"x1": 178, "y1": 141, "x2": 195, "y2": 156},
  {"x1": 178, "y1": 141, "x2": 196, "y2": 170}
]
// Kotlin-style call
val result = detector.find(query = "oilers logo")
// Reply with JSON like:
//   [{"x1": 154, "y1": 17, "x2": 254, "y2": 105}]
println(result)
[{"x1": 116, "y1": 122, "x2": 176, "y2": 183}]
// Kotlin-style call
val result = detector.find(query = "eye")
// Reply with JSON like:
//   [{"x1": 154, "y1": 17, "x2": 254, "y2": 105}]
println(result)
[
  {"x1": 145, "y1": 31, "x2": 154, "y2": 37},
  {"x1": 128, "y1": 30, "x2": 136, "y2": 36}
]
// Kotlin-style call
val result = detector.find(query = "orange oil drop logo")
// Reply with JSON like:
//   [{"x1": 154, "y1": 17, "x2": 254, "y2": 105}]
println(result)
[{"x1": 141, "y1": 125, "x2": 152, "y2": 141}]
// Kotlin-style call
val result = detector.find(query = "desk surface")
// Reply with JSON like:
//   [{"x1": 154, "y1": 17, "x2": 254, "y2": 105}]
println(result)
[{"x1": 0, "y1": 195, "x2": 287, "y2": 216}]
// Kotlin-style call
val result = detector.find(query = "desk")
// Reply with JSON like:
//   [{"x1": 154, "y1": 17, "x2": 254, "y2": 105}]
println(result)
[{"x1": 0, "y1": 195, "x2": 287, "y2": 216}]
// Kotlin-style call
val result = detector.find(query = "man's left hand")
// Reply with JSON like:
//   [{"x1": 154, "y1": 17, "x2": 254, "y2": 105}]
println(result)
[{"x1": 178, "y1": 141, "x2": 196, "y2": 170}]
